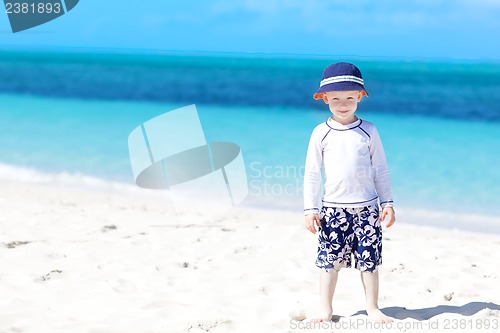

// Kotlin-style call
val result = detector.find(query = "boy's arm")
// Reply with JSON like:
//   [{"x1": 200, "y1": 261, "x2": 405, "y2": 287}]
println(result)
[
  {"x1": 369, "y1": 127, "x2": 394, "y2": 209},
  {"x1": 370, "y1": 127, "x2": 396, "y2": 228},
  {"x1": 303, "y1": 128, "x2": 323, "y2": 216}
]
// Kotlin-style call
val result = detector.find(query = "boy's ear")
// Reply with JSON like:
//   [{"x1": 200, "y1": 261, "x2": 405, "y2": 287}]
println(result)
[
  {"x1": 357, "y1": 91, "x2": 364, "y2": 102},
  {"x1": 322, "y1": 93, "x2": 329, "y2": 104}
]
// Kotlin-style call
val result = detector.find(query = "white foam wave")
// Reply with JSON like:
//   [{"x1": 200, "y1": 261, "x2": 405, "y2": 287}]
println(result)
[
  {"x1": 0, "y1": 162, "x2": 499, "y2": 234},
  {"x1": 0, "y1": 162, "x2": 140, "y2": 193}
]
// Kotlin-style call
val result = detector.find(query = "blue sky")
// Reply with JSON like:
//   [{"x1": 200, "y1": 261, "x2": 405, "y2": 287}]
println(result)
[{"x1": 1, "y1": 0, "x2": 499, "y2": 60}]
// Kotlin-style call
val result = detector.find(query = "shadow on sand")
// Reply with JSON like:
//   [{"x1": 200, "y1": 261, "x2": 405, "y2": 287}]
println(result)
[{"x1": 353, "y1": 302, "x2": 500, "y2": 320}]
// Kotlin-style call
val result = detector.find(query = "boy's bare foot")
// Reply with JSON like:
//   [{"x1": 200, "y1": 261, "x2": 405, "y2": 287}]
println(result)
[
  {"x1": 310, "y1": 308, "x2": 333, "y2": 323},
  {"x1": 366, "y1": 308, "x2": 393, "y2": 323}
]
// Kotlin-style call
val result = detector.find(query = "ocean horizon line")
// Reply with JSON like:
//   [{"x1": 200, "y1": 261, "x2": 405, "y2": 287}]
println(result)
[{"x1": 2, "y1": 45, "x2": 500, "y2": 66}]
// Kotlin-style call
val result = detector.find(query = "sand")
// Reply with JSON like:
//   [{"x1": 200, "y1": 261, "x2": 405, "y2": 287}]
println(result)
[{"x1": 0, "y1": 180, "x2": 499, "y2": 333}]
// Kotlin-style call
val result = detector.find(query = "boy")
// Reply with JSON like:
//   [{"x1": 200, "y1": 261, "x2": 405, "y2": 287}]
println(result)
[{"x1": 303, "y1": 62, "x2": 396, "y2": 323}]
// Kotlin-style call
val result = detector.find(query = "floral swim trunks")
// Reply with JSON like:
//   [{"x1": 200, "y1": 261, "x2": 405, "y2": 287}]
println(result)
[{"x1": 316, "y1": 205, "x2": 382, "y2": 273}]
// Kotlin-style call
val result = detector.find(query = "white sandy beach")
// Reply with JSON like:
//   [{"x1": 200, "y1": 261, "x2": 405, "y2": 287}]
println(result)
[{"x1": 0, "y1": 180, "x2": 499, "y2": 333}]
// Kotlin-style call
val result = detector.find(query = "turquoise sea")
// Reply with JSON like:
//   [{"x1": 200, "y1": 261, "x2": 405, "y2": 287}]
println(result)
[{"x1": 0, "y1": 50, "x2": 499, "y2": 231}]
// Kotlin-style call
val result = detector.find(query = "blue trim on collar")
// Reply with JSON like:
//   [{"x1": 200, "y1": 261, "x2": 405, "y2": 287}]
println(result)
[{"x1": 325, "y1": 118, "x2": 362, "y2": 131}]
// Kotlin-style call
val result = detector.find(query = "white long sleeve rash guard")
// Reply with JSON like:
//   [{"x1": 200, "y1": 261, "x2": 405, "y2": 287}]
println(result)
[{"x1": 303, "y1": 117, "x2": 394, "y2": 216}]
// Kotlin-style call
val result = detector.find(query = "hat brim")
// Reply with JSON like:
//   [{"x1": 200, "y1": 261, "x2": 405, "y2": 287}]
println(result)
[{"x1": 313, "y1": 82, "x2": 368, "y2": 100}]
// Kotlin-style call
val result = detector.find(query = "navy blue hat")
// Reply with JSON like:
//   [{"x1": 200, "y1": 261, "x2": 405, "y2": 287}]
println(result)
[{"x1": 313, "y1": 62, "x2": 368, "y2": 100}]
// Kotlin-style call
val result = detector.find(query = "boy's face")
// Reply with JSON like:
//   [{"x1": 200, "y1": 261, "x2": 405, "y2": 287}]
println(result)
[{"x1": 322, "y1": 90, "x2": 363, "y2": 123}]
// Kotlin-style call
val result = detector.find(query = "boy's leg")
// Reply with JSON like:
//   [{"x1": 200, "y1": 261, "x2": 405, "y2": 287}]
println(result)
[
  {"x1": 311, "y1": 268, "x2": 338, "y2": 322},
  {"x1": 312, "y1": 206, "x2": 353, "y2": 322},
  {"x1": 360, "y1": 270, "x2": 392, "y2": 323},
  {"x1": 353, "y1": 205, "x2": 392, "y2": 323}
]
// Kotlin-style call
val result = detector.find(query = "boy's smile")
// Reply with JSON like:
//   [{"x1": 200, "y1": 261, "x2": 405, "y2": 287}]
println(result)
[{"x1": 322, "y1": 90, "x2": 363, "y2": 125}]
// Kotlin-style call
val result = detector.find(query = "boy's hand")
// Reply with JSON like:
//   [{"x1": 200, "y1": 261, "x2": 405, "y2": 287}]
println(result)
[
  {"x1": 305, "y1": 214, "x2": 321, "y2": 234},
  {"x1": 380, "y1": 207, "x2": 396, "y2": 228}
]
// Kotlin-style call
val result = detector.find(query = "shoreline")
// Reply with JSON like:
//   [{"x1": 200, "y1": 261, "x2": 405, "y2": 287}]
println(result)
[{"x1": 1, "y1": 171, "x2": 499, "y2": 235}]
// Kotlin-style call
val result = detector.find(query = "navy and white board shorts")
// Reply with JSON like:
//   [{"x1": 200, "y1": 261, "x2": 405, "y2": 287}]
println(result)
[{"x1": 315, "y1": 205, "x2": 382, "y2": 273}]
